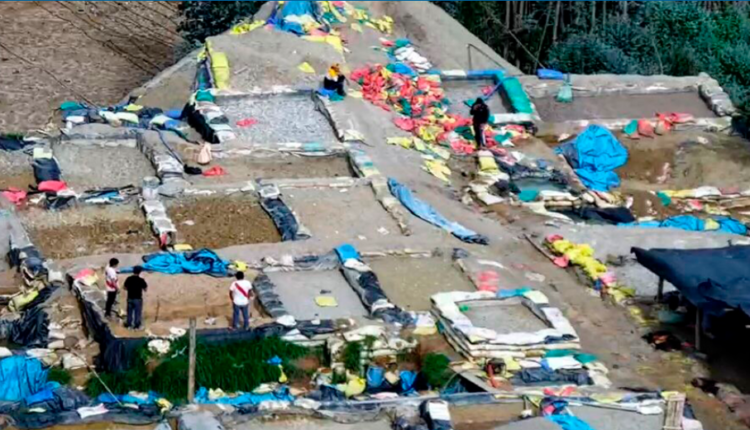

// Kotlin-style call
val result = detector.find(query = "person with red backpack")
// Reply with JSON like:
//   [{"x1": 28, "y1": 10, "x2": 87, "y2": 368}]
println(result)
[{"x1": 229, "y1": 272, "x2": 254, "y2": 330}]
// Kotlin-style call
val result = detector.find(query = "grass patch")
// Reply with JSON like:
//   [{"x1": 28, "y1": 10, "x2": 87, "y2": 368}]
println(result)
[
  {"x1": 421, "y1": 353, "x2": 452, "y2": 389},
  {"x1": 342, "y1": 341, "x2": 363, "y2": 375},
  {"x1": 87, "y1": 336, "x2": 309, "y2": 402},
  {"x1": 47, "y1": 367, "x2": 72, "y2": 386}
]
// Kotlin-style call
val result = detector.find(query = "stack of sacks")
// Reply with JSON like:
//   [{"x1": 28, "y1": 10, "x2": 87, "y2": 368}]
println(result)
[{"x1": 431, "y1": 290, "x2": 579, "y2": 360}]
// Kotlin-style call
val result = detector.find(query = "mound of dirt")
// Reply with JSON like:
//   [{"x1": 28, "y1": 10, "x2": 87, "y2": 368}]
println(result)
[{"x1": 201, "y1": 0, "x2": 522, "y2": 92}]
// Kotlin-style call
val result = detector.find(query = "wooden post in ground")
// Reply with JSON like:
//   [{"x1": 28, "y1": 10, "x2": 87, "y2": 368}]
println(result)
[
  {"x1": 657, "y1": 278, "x2": 664, "y2": 302},
  {"x1": 188, "y1": 318, "x2": 196, "y2": 403}
]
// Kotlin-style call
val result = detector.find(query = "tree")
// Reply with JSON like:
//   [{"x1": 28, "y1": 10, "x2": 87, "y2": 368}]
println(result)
[{"x1": 178, "y1": 1, "x2": 264, "y2": 45}]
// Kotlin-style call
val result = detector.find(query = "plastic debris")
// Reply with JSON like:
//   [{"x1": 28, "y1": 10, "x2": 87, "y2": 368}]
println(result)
[{"x1": 298, "y1": 62, "x2": 316, "y2": 74}]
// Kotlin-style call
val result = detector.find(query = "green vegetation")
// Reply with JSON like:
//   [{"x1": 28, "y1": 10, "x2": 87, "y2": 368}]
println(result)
[
  {"x1": 341, "y1": 341, "x2": 363, "y2": 375},
  {"x1": 87, "y1": 336, "x2": 308, "y2": 402},
  {"x1": 421, "y1": 353, "x2": 452, "y2": 390},
  {"x1": 47, "y1": 367, "x2": 72, "y2": 386},
  {"x1": 178, "y1": 1, "x2": 264, "y2": 44}
]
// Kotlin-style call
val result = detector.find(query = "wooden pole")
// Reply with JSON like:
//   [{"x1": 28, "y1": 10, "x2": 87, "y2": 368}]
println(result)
[
  {"x1": 188, "y1": 318, "x2": 197, "y2": 403},
  {"x1": 657, "y1": 278, "x2": 665, "y2": 302},
  {"x1": 695, "y1": 308, "x2": 702, "y2": 352}
]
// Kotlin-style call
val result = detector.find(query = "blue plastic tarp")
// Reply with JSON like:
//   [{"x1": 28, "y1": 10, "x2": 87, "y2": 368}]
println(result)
[
  {"x1": 555, "y1": 125, "x2": 628, "y2": 191},
  {"x1": 620, "y1": 215, "x2": 747, "y2": 235},
  {"x1": 122, "y1": 249, "x2": 230, "y2": 277},
  {"x1": 268, "y1": 1, "x2": 319, "y2": 35},
  {"x1": 335, "y1": 244, "x2": 360, "y2": 262},
  {"x1": 546, "y1": 414, "x2": 596, "y2": 430},
  {"x1": 388, "y1": 178, "x2": 488, "y2": 245},
  {"x1": 0, "y1": 357, "x2": 49, "y2": 402},
  {"x1": 195, "y1": 386, "x2": 294, "y2": 406},
  {"x1": 97, "y1": 391, "x2": 159, "y2": 405}
]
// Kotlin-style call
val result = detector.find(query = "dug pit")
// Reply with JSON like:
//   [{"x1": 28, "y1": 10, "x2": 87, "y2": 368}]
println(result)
[
  {"x1": 180, "y1": 153, "x2": 355, "y2": 186},
  {"x1": 106, "y1": 273, "x2": 246, "y2": 337},
  {"x1": 442, "y1": 79, "x2": 512, "y2": 118},
  {"x1": 167, "y1": 196, "x2": 281, "y2": 249},
  {"x1": 219, "y1": 93, "x2": 338, "y2": 144},
  {"x1": 267, "y1": 270, "x2": 368, "y2": 321},
  {"x1": 616, "y1": 132, "x2": 750, "y2": 218},
  {"x1": 460, "y1": 299, "x2": 549, "y2": 334},
  {"x1": 533, "y1": 91, "x2": 716, "y2": 123},
  {"x1": 53, "y1": 143, "x2": 155, "y2": 190},
  {"x1": 283, "y1": 186, "x2": 400, "y2": 241},
  {"x1": 367, "y1": 256, "x2": 475, "y2": 311},
  {"x1": 24, "y1": 204, "x2": 156, "y2": 260}
]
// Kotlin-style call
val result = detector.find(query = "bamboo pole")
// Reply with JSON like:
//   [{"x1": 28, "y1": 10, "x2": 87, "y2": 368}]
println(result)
[{"x1": 187, "y1": 318, "x2": 197, "y2": 403}]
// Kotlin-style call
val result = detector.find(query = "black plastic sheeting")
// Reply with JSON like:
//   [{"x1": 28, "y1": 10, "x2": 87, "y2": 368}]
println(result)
[
  {"x1": 9, "y1": 387, "x2": 90, "y2": 429},
  {"x1": 341, "y1": 265, "x2": 413, "y2": 326},
  {"x1": 32, "y1": 158, "x2": 61, "y2": 184},
  {"x1": 183, "y1": 102, "x2": 225, "y2": 144},
  {"x1": 254, "y1": 273, "x2": 338, "y2": 337},
  {"x1": 261, "y1": 197, "x2": 309, "y2": 242},
  {"x1": 2, "y1": 283, "x2": 60, "y2": 348},
  {"x1": 633, "y1": 245, "x2": 750, "y2": 318},
  {"x1": 554, "y1": 206, "x2": 636, "y2": 225},
  {"x1": 254, "y1": 273, "x2": 289, "y2": 320}
]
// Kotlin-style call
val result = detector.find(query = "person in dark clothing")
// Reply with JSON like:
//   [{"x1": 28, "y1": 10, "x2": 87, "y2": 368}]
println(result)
[
  {"x1": 124, "y1": 266, "x2": 148, "y2": 330},
  {"x1": 322, "y1": 64, "x2": 346, "y2": 97},
  {"x1": 470, "y1": 97, "x2": 490, "y2": 148}
]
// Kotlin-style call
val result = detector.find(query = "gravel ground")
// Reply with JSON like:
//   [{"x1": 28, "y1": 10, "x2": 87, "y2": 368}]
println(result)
[
  {"x1": 167, "y1": 196, "x2": 281, "y2": 249},
  {"x1": 367, "y1": 256, "x2": 475, "y2": 311},
  {"x1": 219, "y1": 94, "x2": 338, "y2": 144},
  {"x1": 53, "y1": 144, "x2": 155, "y2": 190}
]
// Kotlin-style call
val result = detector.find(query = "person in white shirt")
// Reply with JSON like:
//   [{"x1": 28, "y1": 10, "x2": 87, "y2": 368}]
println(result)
[
  {"x1": 104, "y1": 258, "x2": 119, "y2": 318},
  {"x1": 229, "y1": 272, "x2": 254, "y2": 330}
]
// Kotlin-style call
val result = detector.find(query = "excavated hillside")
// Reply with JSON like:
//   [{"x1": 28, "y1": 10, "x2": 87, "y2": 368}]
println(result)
[{"x1": 0, "y1": 1, "x2": 182, "y2": 132}]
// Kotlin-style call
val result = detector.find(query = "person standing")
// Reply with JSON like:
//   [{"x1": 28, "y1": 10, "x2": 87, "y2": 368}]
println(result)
[
  {"x1": 124, "y1": 266, "x2": 148, "y2": 330},
  {"x1": 470, "y1": 97, "x2": 490, "y2": 148},
  {"x1": 104, "y1": 258, "x2": 119, "y2": 319},
  {"x1": 229, "y1": 272, "x2": 254, "y2": 330}
]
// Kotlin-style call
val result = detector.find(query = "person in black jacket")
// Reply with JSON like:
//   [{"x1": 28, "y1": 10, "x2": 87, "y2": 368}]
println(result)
[
  {"x1": 470, "y1": 97, "x2": 490, "y2": 148},
  {"x1": 124, "y1": 266, "x2": 148, "y2": 330}
]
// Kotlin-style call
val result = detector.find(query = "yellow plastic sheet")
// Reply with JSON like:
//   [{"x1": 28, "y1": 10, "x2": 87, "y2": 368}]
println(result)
[
  {"x1": 211, "y1": 52, "x2": 230, "y2": 90},
  {"x1": 315, "y1": 296, "x2": 338, "y2": 307},
  {"x1": 231, "y1": 20, "x2": 265, "y2": 35},
  {"x1": 704, "y1": 218, "x2": 720, "y2": 231},
  {"x1": 298, "y1": 62, "x2": 316, "y2": 74},
  {"x1": 423, "y1": 158, "x2": 451, "y2": 182}
]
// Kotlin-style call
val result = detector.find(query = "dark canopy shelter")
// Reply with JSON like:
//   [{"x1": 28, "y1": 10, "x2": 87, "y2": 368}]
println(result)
[
  {"x1": 632, "y1": 246, "x2": 750, "y2": 317},
  {"x1": 632, "y1": 245, "x2": 750, "y2": 348}
]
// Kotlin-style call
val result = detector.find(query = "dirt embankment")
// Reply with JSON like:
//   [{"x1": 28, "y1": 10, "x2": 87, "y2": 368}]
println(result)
[{"x1": 0, "y1": 1, "x2": 182, "y2": 132}]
